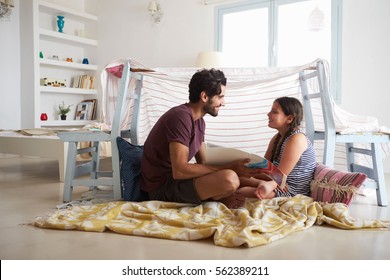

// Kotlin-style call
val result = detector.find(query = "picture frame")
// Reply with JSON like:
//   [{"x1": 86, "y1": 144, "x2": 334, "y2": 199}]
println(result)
[
  {"x1": 75, "y1": 102, "x2": 89, "y2": 120},
  {"x1": 75, "y1": 99, "x2": 97, "y2": 120}
]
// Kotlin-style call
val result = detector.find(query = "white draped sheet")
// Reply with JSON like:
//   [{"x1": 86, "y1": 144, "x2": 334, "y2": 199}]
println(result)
[{"x1": 100, "y1": 58, "x2": 389, "y2": 170}]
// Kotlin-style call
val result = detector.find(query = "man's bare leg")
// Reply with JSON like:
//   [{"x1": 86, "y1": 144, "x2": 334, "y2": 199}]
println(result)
[{"x1": 194, "y1": 169, "x2": 245, "y2": 208}]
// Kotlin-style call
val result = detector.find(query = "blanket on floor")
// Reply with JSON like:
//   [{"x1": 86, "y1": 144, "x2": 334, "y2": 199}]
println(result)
[{"x1": 30, "y1": 195, "x2": 389, "y2": 248}]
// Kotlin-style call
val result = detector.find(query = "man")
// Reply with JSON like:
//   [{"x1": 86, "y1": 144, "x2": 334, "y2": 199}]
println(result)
[{"x1": 140, "y1": 68, "x2": 255, "y2": 208}]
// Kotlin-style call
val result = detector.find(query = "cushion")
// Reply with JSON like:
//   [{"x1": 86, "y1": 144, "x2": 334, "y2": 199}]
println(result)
[
  {"x1": 116, "y1": 137, "x2": 148, "y2": 202},
  {"x1": 310, "y1": 163, "x2": 367, "y2": 206}
]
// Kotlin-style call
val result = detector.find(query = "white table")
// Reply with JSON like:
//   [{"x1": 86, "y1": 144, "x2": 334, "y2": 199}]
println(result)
[{"x1": 0, "y1": 132, "x2": 68, "y2": 181}]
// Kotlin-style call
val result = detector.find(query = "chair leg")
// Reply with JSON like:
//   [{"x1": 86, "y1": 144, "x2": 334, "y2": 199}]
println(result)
[
  {"x1": 111, "y1": 139, "x2": 122, "y2": 200},
  {"x1": 63, "y1": 142, "x2": 78, "y2": 202},
  {"x1": 90, "y1": 141, "x2": 100, "y2": 180},
  {"x1": 345, "y1": 143, "x2": 354, "y2": 172},
  {"x1": 86, "y1": 141, "x2": 100, "y2": 191},
  {"x1": 323, "y1": 136, "x2": 336, "y2": 167},
  {"x1": 346, "y1": 142, "x2": 387, "y2": 206},
  {"x1": 371, "y1": 143, "x2": 388, "y2": 206}
]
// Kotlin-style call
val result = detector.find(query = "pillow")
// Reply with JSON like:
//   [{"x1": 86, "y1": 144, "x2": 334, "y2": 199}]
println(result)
[
  {"x1": 310, "y1": 163, "x2": 367, "y2": 206},
  {"x1": 116, "y1": 137, "x2": 148, "y2": 202}
]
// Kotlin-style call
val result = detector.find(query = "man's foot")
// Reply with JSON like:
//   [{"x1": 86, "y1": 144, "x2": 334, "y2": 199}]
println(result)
[{"x1": 218, "y1": 193, "x2": 246, "y2": 209}]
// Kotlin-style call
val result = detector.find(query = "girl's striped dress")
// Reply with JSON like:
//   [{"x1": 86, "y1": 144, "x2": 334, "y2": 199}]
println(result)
[{"x1": 274, "y1": 130, "x2": 317, "y2": 197}]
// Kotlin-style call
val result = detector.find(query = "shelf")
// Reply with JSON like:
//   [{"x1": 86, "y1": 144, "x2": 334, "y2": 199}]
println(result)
[
  {"x1": 40, "y1": 58, "x2": 98, "y2": 70},
  {"x1": 40, "y1": 28, "x2": 98, "y2": 46},
  {"x1": 40, "y1": 86, "x2": 97, "y2": 95},
  {"x1": 41, "y1": 120, "x2": 93, "y2": 127},
  {"x1": 39, "y1": 0, "x2": 98, "y2": 22},
  {"x1": 29, "y1": 0, "x2": 100, "y2": 129}
]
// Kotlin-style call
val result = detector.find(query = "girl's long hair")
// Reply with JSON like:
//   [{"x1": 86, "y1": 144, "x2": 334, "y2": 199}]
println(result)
[{"x1": 270, "y1": 97, "x2": 303, "y2": 162}]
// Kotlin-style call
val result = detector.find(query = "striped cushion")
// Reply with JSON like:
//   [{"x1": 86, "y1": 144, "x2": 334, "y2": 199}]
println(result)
[{"x1": 310, "y1": 163, "x2": 367, "y2": 206}]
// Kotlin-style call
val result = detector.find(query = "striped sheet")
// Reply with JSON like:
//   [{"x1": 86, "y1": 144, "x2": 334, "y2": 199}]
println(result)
[{"x1": 100, "y1": 58, "x2": 388, "y2": 171}]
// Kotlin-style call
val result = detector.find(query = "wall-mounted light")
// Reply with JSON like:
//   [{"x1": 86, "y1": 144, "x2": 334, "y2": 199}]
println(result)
[
  {"x1": 0, "y1": 0, "x2": 14, "y2": 20},
  {"x1": 148, "y1": 1, "x2": 163, "y2": 23}
]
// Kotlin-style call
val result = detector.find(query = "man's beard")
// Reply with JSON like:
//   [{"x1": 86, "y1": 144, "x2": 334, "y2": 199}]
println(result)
[{"x1": 204, "y1": 99, "x2": 219, "y2": 117}]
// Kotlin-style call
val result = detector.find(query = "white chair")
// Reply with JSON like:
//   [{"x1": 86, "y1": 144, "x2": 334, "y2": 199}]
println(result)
[
  {"x1": 299, "y1": 59, "x2": 389, "y2": 206},
  {"x1": 57, "y1": 61, "x2": 143, "y2": 202}
]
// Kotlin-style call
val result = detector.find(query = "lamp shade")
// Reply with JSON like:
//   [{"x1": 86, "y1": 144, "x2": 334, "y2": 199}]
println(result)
[
  {"x1": 195, "y1": 51, "x2": 225, "y2": 68},
  {"x1": 148, "y1": 1, "x2": 157, "y2": 12}
]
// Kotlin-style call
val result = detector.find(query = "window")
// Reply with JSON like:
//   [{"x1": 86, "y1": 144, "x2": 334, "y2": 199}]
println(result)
[
  {"x1": 277, "y1": 0, "x2": 331, "y2": 66},
  {"x1": 216, "y1": 0, "x2": 342, "y2": 100},
  {"x1": 219, "y1": 1, "x2": 269, "y2": 67}
]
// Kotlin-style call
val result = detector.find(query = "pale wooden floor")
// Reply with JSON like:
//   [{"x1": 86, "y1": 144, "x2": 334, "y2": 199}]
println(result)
[{"x1": 0, "y1": 154, "x2": 389, "y2": 260}]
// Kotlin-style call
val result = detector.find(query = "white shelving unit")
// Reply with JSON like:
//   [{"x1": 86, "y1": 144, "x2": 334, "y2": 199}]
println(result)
[
  {"x1": 39, "y1": 28, "x2": 98, "y2": 46},
  {"x1": 21, "y1": 0, "x2": 99, "y2": 128}
]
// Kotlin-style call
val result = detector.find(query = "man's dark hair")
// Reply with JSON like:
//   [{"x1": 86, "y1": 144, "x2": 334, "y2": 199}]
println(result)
[{"x1": 188, "y1": 68, "x2": 227, "y2": 103}]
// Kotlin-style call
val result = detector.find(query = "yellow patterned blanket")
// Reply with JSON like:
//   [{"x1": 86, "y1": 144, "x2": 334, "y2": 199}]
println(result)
[{"x1": 30, "y1": 195, "x2": 389, "y2": 248}]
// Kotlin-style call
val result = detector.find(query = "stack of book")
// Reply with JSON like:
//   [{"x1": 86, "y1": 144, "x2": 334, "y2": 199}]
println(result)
[
  {"x1": 72, "y1": 75, "x2": 95, "y2": 89},
  {"x1": 75, "y1": 99, "x2": 97, "y2": 120}
]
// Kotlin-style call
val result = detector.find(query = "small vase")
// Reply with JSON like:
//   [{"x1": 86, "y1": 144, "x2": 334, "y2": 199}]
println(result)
[
  {"x1": 40, "y1": 113, "x2": 48, "y2": 121},
  {"x1": 57, "y1": 15, "x2": 65, "y2": 33},
  {"x1": 60, "y1": 114, "x2": 67, "y2": 120}
]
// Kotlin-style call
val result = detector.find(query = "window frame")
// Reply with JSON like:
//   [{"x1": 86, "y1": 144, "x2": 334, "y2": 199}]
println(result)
[{"x1": 215, "y1": 0, "x2": 342, "y2": 101}]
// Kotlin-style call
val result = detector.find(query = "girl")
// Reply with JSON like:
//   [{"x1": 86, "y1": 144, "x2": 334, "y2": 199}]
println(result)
[{"x1": 237, "y1": 96, "x2": 317, "y2": 199}]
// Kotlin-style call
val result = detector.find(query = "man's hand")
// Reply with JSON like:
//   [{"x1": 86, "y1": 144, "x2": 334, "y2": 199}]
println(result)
[{"x1": 225, "y1": 158, "x2": 258, "y2": 178}]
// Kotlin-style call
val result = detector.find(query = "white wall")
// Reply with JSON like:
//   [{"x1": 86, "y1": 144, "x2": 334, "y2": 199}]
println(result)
[
  {"x1": 341, "y1": 0, "x2": 390, "y2": 128},
  {"x1": 95, "y1": 0, "x2": 214, "y2": 69},
  {"x1": 0, "y1": 0, "x2": 20, "y2": 130},
  {"x1": 341, "y1": 0, "x2": 390, "y2": 170}
]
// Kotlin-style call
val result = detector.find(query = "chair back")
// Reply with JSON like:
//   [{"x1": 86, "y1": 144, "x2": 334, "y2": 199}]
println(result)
[
  {"x1": 106, "y1": 60, "x2": 143, "y2": 145},
  {"x1": 299, "y1": 60, "x2": 335, "y2": 143}
]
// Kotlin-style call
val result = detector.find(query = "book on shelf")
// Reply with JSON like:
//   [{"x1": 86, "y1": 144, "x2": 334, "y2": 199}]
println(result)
[
  {"x1": 72, "y1": 75, "x2": 95, "y2": 89},
  {"x1": 205, "y1": 146, "x2": 287, "y2": 189},
  {"x1": 75, "y1": 99, "x2": 97, "y2": 120}
]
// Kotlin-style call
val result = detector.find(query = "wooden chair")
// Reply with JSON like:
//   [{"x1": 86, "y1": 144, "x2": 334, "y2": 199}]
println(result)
[
  {"x1": 299, "y1": 59, "x2": 389, "y2": 206},
  {"x1": 57, "y1": 61, "x2": 143, "y2": 202}
]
